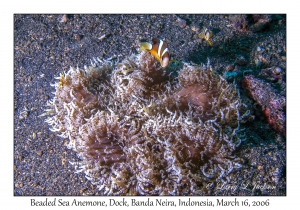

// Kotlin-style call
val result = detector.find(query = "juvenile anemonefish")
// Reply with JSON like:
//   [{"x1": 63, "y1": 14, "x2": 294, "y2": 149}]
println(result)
[
  {"x1": 140, "y1": 38, "x2": 170, "y2": 68},
  {"x1": 198, "y1": 28, "x2": 213, "y2": 46}
]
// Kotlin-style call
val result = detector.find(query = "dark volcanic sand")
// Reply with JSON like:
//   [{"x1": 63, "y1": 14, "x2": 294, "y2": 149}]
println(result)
[{"x1": 14, "y1": 14, "x2": 286, "y2": 196}]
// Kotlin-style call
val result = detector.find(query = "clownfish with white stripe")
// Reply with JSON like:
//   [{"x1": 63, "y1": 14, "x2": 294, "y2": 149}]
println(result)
[{"x1": 140, "y1": 38, "x2": 170, "y2": 68}]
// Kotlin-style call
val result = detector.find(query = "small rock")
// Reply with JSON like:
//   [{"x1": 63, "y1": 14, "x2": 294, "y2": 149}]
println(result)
[
  {"x1": 277, "y1": 47, "x2": 282, "y2": 54},
  {"x1": 225, "y1": 64, "x2": 235, "y2": 72},
  {"x1": 257, "y1": 46, "x2": 262, "y2": 51},
  {"x1": 74, "y1": 34, "x2": 81, "y2": 41},
  {"x1": 255, "y1": 58, "x2": 262, "y2": 68},
  {"x1": 60, "y1": 14, "x2": 68, "y2": 23},
  {"x1": 235, "y1": 55, "x2": 247, "y2": 66},
  {"x1": 37, "y1": 150, "x2": 43, "y2": 156},
  {"x1": 250, "y1": 15, "x2": 271, "y2": 32},
  {"x1": 177, "y1": 17, "x2": 186, "y2": 28},
  {"x1": 62, "y1": 158, "x2": 66, "y2": 165},
  {"x1": 98, "y1": 34, "x2": 106, "y2": 41},
  {"x1": 260, "y1": 67, "x2": 283, "y2": 82},
  {"x1": 228, "y1": 14, "x2": 248, "y2": 31},
  {"x1": 274, "y1": 67, "x2": 282, "y2": 75},
  {"x1": 190, "y1": 24, "x2": 199, "y2": 32}
]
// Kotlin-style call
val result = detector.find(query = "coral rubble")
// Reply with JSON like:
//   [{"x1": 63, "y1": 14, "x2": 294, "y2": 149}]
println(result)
[
  {"x1": 243, "y1": 75, "x2": 286, "y2": 136},
  {"x1": 44, "y1": 52, "x2": 249, "y2": 195}
]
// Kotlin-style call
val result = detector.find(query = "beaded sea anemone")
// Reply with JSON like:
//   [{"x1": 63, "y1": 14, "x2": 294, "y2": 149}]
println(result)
[{"x1": 44, "y1": 51, "x2": 249, "y2": 195}]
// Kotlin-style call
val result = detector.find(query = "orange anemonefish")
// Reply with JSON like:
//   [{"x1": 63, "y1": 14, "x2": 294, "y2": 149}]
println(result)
[{"x1": 140, "y1": 38, "x2": 170, "y2": 68}]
